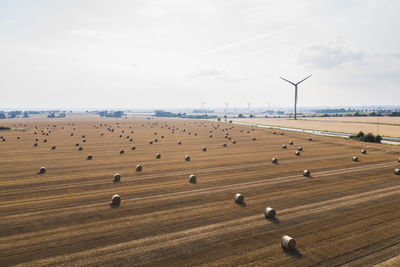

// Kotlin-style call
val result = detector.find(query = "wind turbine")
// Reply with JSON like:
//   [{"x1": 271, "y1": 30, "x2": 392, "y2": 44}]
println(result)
[
  {"x1": 224, "y1": 102, "x2": 229, "y2": 112},
  {"x1": 280, "y1": 75, "x2": 312, "y2": 120},
  {"x1": 201, "y1": 102, "x2": 205, "y2": 111}
]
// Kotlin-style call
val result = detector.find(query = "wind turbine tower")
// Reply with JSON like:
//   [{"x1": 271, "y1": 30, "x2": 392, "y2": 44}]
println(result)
[
  {"x1": 201, "y1": 102, "x2": 205, "y2": 111},
  {"x1": 224, "y1": 102, "x2": 228, "y2": 113},
  {"x1": 280, "y1": 75, "x2": 312, "y2": 120}
]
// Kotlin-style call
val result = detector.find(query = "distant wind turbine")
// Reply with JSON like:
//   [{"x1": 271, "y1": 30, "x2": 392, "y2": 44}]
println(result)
[{"x1": 280, "y1": 75, "x2": 312, "y2": 120}]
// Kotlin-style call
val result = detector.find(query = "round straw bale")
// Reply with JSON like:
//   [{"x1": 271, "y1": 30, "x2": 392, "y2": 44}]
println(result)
[
  {"x1": 222, "y1": 143, "x2": 227, "y2": 147},
  {"x1": 272, "y1": 158, "x2": 278, "y2": 164},
  {"x1": 87, "y1": 154, "x2": 93, "y2": 160},
  {"x1": 131, "y1": 146, "x2": 136, "y2": 150},
  {"x1": 232, "y1": 140, "x2": 236, "y2": 144},
  {"x1": 177, "y1": 141, "x2": 182, "y2": 145},
  {"x1": 281, "y1": 235, "x2": 296, "y2": 250},
  {"x1": 114, "y1": 173, "x2": 121, "y2": 182},
  {"x1": 34, "y1": 143, "x2": 38, "y2": 147},
  {"x1": 308, "y1": 137, "x2": 312, "y2": 141},
  {"x1": 361, "y1": 149, "x2": 367, "y2": 154},
  {"x1": 111, "y1": 194, "x2": 121, "y2": 205},
  {"x1": 297, "y1": 147, "x2": 303, "y2": 151},
  {"x1": 39, "y1": 167, "x2": 46, "y2": 174},
  {"x1": 264, "y1": 207, "x2": 276, "y2": 218},
  {"x1": 185, "y1": 155, "x2": 191, "y2": 161},
  {"x1": 282, "y1": 145, "x2": 287, "y2": 149},
  {"x1": 352, "y1": 156, "x2": 358, "y2": 161},
  {"x1": 189, "y1": 174, "x2": 197, "y2": 183},
  {"x1": 234, "y1": 193, "x2": 244, "y2": 203},
  {"x1": 394, "y1": 168, "x2": 400, "y2": 175},
  {"x1": 295, "y1": 151, "x2": 300, "y2": 156},
  {"x1": 252, "y1": 137, "x2": 256, "y2": 141},
  {"x1": 202, "y1": 147, "x2": 207, "y2": 152},
  {"x1": 155, "y1": 153, "x2": 161, "y2": 159},
  {"x1": 149, "y1": 140, "x2": 153, "y2": 144},
  {"x1": 51, "y1": 145, "x2": 56, "y2": 150},
  {"x1": 75, "y1": 143, "x2": 79, "y2": 147},
  {"x1": 136, "y1": 164, "x2": 142, "y2": 172},
  {"x1": 120, "y1": 149, "x2": 124, "y2": 154},
  {"x1": 303, "y1": 170, "x2": 311, "y2": 177},
  {"x1": 289, "y1": 141, "x2": 293, "y2": 145},
  {"x1": 398, "y1": 158, "x2": 400, "y2": 163},
  {"x1": 78, "y1": 146, "x2": 83, "y2": 151}
]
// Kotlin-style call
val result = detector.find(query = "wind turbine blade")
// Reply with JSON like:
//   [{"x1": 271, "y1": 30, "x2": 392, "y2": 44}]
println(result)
[
  {"x1": 296, "y1": 75, "x2": 312, "y2": 85},
  {"x1": 280, "y1": 77, "x2": 296, "y2": 86}
]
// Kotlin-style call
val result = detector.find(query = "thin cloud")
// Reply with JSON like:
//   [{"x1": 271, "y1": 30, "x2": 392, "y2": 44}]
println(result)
[
  {"x1": 67, "y1": 29, "x2": 122, "y2": 40},
  {"x1": 192, "y1": 68, "x2": 224, "y2": 77},
  {"x1": 201, "y1": 24, "x2": 298, "y2": 55}
]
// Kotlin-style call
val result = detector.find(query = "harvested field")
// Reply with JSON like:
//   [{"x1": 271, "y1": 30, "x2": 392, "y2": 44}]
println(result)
[
  {"x1": 232, "y1": 117, "x2": 400, "y2": 137},
  {"x1": 1, "y1": 115, "x2": 400, "y2": 266}
]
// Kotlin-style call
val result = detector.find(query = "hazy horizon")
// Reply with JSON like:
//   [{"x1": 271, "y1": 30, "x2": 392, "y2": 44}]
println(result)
[{"x1": 1, "y1": 0, "x2": 400, "y2": 109}]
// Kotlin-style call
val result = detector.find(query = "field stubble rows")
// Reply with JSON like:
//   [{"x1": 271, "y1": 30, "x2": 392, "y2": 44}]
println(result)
[{"x1": 0, "y1": 115, "x2": 399, "y2": 266}]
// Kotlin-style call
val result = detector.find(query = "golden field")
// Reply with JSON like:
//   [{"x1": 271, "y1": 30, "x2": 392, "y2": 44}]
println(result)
[
  {"x1": 232, "y1": 116, "x2": 400, "y2": 137},
  {"x1": 1, "y1": 115, "x2": 400, "y2": 266}
]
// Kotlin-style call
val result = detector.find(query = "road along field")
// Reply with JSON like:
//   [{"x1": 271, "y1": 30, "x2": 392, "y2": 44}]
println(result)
[
  {"x1": 1, "y1": 115, "x2": 400, "y2": 266},
  {"x1": 232, "y1": 117, "x2": 400, "y2": 138}
]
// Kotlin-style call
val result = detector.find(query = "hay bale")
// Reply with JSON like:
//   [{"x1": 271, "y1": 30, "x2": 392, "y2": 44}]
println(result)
[
  {"x1": 209, "y1": 134, "x2": 213, "y2": 138},
  {"x1": 352, "y1": 156, "x2": 358, "y2": 161},
  {"x1": 177, "y1": 141, "x2": 182, "y2": 145},
  {"x1": 136, "y1": 164, "x2": 142, "y2": 172},
  {"x1": 297, "y1": 147, "x2": 303, "y2": 151},
  {"x1": 282, "y1": 145, "x2": 287, "y2": 149},
  {"x1": 82, "y1": 139, "x2": 86, "y2": 143},
  {"x1": 34, "y1": 143, "x2": 38, "y2": 147},
  {"x1": 252, "y1": 137, "x2": 256, "y2": 141},
  {"x1": 303, "y1": 170, "x2": 311, "y2": 177},
  {"x1": 120, "y1": 149, "x2": 124, "y2": 154},
  {"x1": 234, "y1": 193, "x2": 244, "y2": 203},
  {"x1": 78, "y1": 147, "x2": 83, "y2": 151},
  {"x1": 361, "y1": 149, "x2": 367, "y2": 154},
  {"x1": 272, "y1": 158, "x2": 278, "y2": 164},
  {"x1": 202, "y1": 147, "x2": 207, "y2": 152},
  {"x1": 295, "y1": 151, "x2": 300, "y2": 156},
  {"x1": 111, "y1": 194, "x2": 121, "y2": 205},
  {"x1": 281, "y1": 235, "x2": 296, "y2": 250},
  {"x1": 75, "y1": 143, "x2": 79, "y2": 147},
  {"x1": 222, "y1": 143, "x2": 227, "y2": 147},
  {"x1": 189, "y1": 174, "x2": 197, "y2": 183},
  {"x1": 264, "y1": 207, "x2": 276, "y2": 218},
  {"x1": 51, "y1": 145, "x2": 56, "y2": 150},
  {"x1": 185, "y1": 155, "x2": 191, "y2": 161},
  {"x1": 149, "y1": 140, "x2": 153, "y2": 144},
  {"x1": 39, "y1": 167, "x2": 46, "y2": 174},
  {"x1": 131, "y1": 146, "x2": 136, "y2": 150},
  {"x1": 87, "y1": 154, "x2": 93, "y2": 160},
  {"x1": 154, "y1": 138, "x2": 158, "y2": 142},
  {"x1": 394, "y1": 168, "x2": 400, "y2": 175},
  {"x1": 308, "y1": 137, "x2": 312, "y2": 141},
  {"x1": 398, "y1": 157, "x2": 400, "y2": 163},
  {"x1": 155, "y1": 153, "x2": 161, "y2": 159},
  {"x1": 232, "y1": 140, "x2": 236, "y2": 144},
  {"x1": 289, "y1": 141, "x2": 293, "y2": 145},
  {"x1": 43, "y1": 139, "x2": 47, "y2": 143},
  {"x1": 114, "y1": 173, "x2": 121, "y2": 182}
]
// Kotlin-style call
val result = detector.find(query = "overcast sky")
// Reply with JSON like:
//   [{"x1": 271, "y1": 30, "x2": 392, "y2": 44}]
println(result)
[{"x1": 1, "y1": 0, "x2": 400, "y2": 109}]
